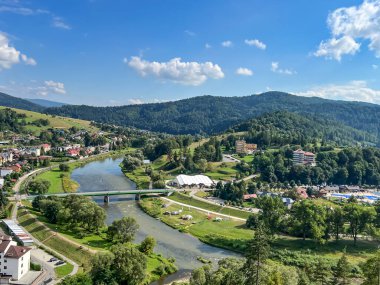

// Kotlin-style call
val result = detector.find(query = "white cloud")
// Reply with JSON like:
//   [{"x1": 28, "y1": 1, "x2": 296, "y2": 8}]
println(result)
[
  {"x1": 271, "y1": 62, "x2": 296, "y2": 75},
  {"x1": 20, "y1": 54, "x2": 36, "y2": 66},
  {"x1": 126, "y1": 56, "x2": 224, "y2": 86},
  {"x1": 244, "y1": 39, "x2": 266, "y2": 50},
  {"x1": 0, "y1": 2, "x2": 70, "y2": 30},
  {"x1": 373, "y1": 64, "x2": 378, "y2": 69},
  {"x1": 52, "y1": 16, "x2": 71, "y2": 30},
  {"x1": 184, "y1": 30, "x2": 196, "y2": 37},
  {"x1": 205, "y1": 43, "x2": 211, "y2": 49},
  {"x1": 315, "y1": 0, "x2": 380, "y2": 60},
  {"x1": 296, "y1": 80, "x2": 380, "y2": 104},
  {"x1": 37, "y1": 80, "x2": 66, "y2": 96},
  {"x1": 236, "y1": 67, "x2": 253, "y2": 76},
  {"x1": 314, "y1": 36, "x2": 360, "y2": 61},
  {"x1": 0, "y1": 32, "x2": 36, "y2": 70},
  {"x1": 221, "y1": 40, "x2": 233, "y2": 47}
]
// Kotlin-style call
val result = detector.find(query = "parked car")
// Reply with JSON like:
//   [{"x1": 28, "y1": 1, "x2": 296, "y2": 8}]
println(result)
[
  {"x1": 55, "y1": 260, "x2": 65, "y2": 266},
  {"x1": 48, "y1": 258, "x2": 57, "y2": 262}
]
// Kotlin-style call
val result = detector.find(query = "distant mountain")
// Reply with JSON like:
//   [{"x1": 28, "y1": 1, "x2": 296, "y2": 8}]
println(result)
[
  {"x1": 26, "y1": 98, "x2": 68, "y2": 108},
  {"x1": 45, "y1": 92, "x2": 380, "y2": 137},
  {"x1": 0, "y1": 92, "x2": 44, "y2": 112},
  {"x1": 232, "y1": 111, "x2": 378, "y2": 147}
]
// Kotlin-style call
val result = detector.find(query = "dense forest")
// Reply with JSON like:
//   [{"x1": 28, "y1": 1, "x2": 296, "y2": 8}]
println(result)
[
  {"x1": 42, "y1": 92, "x2": 380, "y2": 137},
  {"x1": 2, "y1": 91, "x2": 380, "y2": 141},
  {"x1": 0, "y1": 92, "x2": 44, "y2": 112},
  {"x1": 253, "y1": 146, "x2": 380, "y2": 186},
  {"x1": 0, "y1": 108, "x2": 25, "y2": 133},
  {"x1": 231, "y1": 111, "x2": 378, "y2": 147}
]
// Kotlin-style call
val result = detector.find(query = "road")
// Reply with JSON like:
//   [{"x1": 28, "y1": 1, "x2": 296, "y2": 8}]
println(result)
[{"x1": 11, "y1": 165, "x2": 80, "y2": 283}]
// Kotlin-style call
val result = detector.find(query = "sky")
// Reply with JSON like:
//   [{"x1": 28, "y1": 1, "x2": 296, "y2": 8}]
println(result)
[{"x1": 0, "y1": 0, "x2": 380, "y2": 106}]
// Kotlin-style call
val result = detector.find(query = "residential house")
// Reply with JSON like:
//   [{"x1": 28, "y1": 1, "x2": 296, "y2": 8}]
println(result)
[
  {"x1": 40, "y1": 144, "x2": 51, "y2": 153},
  {"x1": 0, "y1": 169, "x2": 13, "y2": 178},
  {"x1": 0, "y1": 235, "x2": 31, "y2": 280},
  {"x1": 235, "y1": 140, "x2": 257, "y2": 154},
  {"x1": 0, "y1": 152, "x2": 13, "y2": 166}
]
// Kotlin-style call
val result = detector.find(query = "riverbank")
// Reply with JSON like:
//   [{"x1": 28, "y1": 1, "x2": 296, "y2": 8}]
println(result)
[
  {"x1": 34, "y1": 149, "x2": 134, "y2": 194},
  {"x1": 139, "y1": 197, "x2": 252, "y2": 253},
  {"x1": 139, "y1": 196, "x2": 378, "y2": 268},
  {"x1": 20, "y1": 198, "x2": 177, "y2": 282}
]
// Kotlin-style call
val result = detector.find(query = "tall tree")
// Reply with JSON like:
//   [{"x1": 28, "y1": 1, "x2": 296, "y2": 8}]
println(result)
[
  {"x1": 107, "y1": 217, "x2": 139, "y2": 244},
  {"x1": 344, "y1": 203, "x2": 376, "y2": 246},
  {"x1": 362, "y1": 251, "x2": 380, "y2": 285},
  {"x1": 332, "y1": 253, "x2": 350, "y2": 285},
  {"x1": 242, "y1": 224, "x2": 271, "y2": 285}
]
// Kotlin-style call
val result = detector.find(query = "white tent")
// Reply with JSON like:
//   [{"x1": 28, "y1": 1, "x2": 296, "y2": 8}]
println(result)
[{"x1": 174, "y1": 174, "x2": 214, "y2": 187}]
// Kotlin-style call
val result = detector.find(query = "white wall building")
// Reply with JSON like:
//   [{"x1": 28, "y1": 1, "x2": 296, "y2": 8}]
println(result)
[{"x1": 0, "y1": 235, "x2": 31, "y2": 280}]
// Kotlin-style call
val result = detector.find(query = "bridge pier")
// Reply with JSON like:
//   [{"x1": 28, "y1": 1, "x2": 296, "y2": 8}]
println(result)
[
  {"x1": 135, "y1": 194, "x2": 140, "y2": 201},
  {"x1": 104, "y1": 195, "x2": 110, "y2": 203}
]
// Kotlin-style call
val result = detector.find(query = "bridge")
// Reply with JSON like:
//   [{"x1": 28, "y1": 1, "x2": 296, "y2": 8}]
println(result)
[{"x1": 26, "y1": 189, "x2": 173, "y2": 201}]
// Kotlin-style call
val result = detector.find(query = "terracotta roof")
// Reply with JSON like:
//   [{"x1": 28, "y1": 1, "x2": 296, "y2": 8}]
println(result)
[
  {"x1": 5, "y1": 245, "x2": 30, "y2": 259},
  {"x1": 0, "y1": 240, "x2": 11, "y2": 253}
]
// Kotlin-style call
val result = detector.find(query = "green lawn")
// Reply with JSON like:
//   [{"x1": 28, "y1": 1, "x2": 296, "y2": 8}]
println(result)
[
  {"x1": 19, "y1": 204, "x2": 177, "y2": 282},
  {"x1": 17, "y1": 208, "x2": 93, "y2": 270},
  {"x1": 55, "y1": 263, "x2": 74, "y2": 278},
  {"x1": 140, "y1": 198, "x2": 252, "y2": 252},
  {"x1": 204, "y1": 162, "x2": 239, "y2": 181},
  {"x1": 166, "y1": 192, "x2": 251, "y2": 219},
  {"x1": 0, "y1": 106, "x2": 98, "y2": 135}
]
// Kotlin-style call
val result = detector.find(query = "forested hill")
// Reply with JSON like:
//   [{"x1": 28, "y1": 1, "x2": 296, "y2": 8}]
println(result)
[
  {"x1": 232, "y1": 111, "x2": 378, "y2": 147},
  {"x1": 44, "y1": 91, "x2": 380, "y2": 135},
  {"x1": 0, "y1": 92, "x2": 44, "y2": 112}
]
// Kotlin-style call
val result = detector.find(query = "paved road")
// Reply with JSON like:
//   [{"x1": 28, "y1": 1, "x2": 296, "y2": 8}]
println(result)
[{"x1": 161, "y1": 197, "x2": 247, "y2": 221}]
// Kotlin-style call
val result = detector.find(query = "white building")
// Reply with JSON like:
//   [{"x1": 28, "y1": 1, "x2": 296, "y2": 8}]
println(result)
[
  {"x1": 0, "y1": 153, "x2": 13, "y2": 166},
  {"x1": 0, "y1": 235, "x2": 31, "y2": 280},
  {"x1": 293, "y1": 149, "x2": 316, "y2": 166},
  {"x1": 173, "y1": 174, "x2": 214, "y2": 188}
]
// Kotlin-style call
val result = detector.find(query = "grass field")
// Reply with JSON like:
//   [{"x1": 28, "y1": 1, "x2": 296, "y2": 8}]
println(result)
[
  {"x1": 166, "y1": 192, "x2": 251, "y2": 219},
  {"x1": 204, "y1": 162, "x2": 239, "y2": 181},
  {"x1": 139, "y1": 198, "x2": 252, "y2": 252},
  {"x1": 55, "y1": 263, "x2": 74, "y2": 278},
  {"x1": 140, "y1": 197, "x2": 377, "y2": 267},
  {"x1": 0, "y1": 106, "x2": 98, "y2": 135}
]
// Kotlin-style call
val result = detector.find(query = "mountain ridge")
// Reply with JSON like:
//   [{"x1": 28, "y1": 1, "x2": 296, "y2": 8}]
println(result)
[{"x1": 44, "y1": 91, "x2": 380, "y2": 136}]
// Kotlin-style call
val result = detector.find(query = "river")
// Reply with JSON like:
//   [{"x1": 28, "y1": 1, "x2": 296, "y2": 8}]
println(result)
[{"x1": 70, "y1": 157, "x2": 239, "y2": 284}]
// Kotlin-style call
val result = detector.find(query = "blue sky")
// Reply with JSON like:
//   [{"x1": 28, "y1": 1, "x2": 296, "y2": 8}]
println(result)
[{"x1": 0, "y1": 0, "x2": 380, "y2": 106}]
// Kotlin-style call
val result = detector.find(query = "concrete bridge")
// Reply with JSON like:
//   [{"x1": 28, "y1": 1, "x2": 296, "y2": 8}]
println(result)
[{"x1": 26, "y1": 189, "x2": 173, "y2": 202}]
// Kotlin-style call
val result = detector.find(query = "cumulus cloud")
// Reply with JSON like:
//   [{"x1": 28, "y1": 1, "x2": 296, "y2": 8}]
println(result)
[
  {"x1": 205, "y1": 43, "x2": 212, "y2": 49},
  {"x1": 271, "y1": 62, "x2": 296, "y2": 75},
  {"x1": 296, "y1": 80, "x2": 380, "y2": 104},
  {"x1": 314, "y1": 36, "x2": 360, "y2": 61},
  {"x1": 315, "y1": 0, "x2": 380, "y2": 60},
  {"x1": 244, "y1": 39, "x2": 266, "y2": 50},
  {"x1": 0, "y1": 32, "x2": 36, "y2": 70},
  {"x1": 236, "y1": 67, "x2": 253, "y2": 76},
  {"x1": 373, "y1": 64, "x2": 378, "y2": 69},
  {"x1": 126, "y1": 56, "x2": 224, "y2": 86},
  {"x1": 221, "y1": 40, "x2": 233, "y2": 47},
  {"x1": 37, "y1": 80, "x2": 66, "y2": 96}
]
